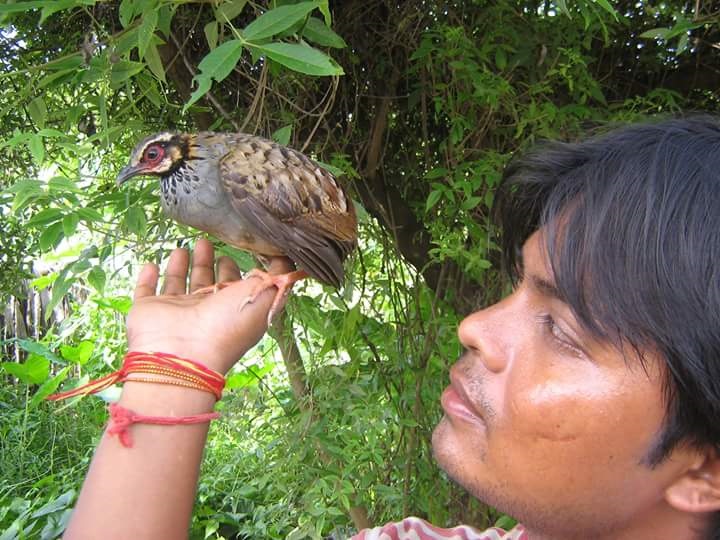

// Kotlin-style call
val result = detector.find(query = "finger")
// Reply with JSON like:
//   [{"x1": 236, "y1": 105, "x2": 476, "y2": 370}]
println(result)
[
  {"x1": 189, "y1": 239, "x2": 215, "y2": 293},
  {"x1": 217, "y1": 256, "x2": 242, "y2": 283},
  {"x1": 134, "y1": 263, "x2": 159, "y2": 300},
  {"x1": 266, "y1": 257, "x2": 294, "y2": 275},
  {"x1": 161, "y1": 247, "x2": 190, "y2": 295}
]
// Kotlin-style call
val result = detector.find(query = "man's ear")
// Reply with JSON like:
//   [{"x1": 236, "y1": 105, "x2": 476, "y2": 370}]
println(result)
[{"x1": 666, "y1": 450, "x2": 720, "y2": 513}]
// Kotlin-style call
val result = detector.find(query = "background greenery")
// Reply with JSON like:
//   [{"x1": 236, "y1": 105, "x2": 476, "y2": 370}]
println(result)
[{"x1": 1, "y1": 1, "x2": 718, "y2": 538}]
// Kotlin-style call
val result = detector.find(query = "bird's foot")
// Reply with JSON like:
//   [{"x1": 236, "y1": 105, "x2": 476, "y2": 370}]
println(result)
[{"x1": 240, "y1": 269, "x2": 308, "y2": 326}]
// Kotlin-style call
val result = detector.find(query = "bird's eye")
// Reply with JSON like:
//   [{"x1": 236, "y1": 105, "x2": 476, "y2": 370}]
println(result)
[{"x1": 144, "y1": 145, "x2": 164, "y2": 163}]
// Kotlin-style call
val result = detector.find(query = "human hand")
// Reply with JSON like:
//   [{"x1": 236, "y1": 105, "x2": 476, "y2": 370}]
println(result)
[{"x1": 126, "y1": 238, "x2": 292, "y2": 374}]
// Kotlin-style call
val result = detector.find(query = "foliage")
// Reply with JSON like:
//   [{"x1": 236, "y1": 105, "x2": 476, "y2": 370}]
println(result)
[{"x1": 1, "y1": 0, "x2": 719, "y2": 538}]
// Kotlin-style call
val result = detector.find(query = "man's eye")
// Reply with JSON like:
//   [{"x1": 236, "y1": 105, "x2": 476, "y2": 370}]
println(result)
[{"x1": 537, "y1": 314, "x2": 583, "y2": 357}]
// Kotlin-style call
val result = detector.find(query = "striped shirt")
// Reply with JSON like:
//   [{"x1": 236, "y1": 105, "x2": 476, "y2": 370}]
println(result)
[{"x1": 352, "y1": 517, "x2": 527, "y2": 539}]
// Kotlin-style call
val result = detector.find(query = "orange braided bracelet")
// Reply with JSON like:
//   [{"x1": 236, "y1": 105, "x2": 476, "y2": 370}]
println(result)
[
  {"x1": 47, "y1": 351, "x2": 226, "y2": 401},
  {"x1": 123, "y1": 376, "x2": 213, "y2": 393}
]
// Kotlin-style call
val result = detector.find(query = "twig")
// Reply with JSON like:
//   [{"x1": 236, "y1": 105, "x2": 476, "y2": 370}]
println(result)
[
  {"x1": 300, "y1": 76, "x2": 338, "y2": 153},
  {"x1": 169, "y1": 32, "x2": 241, "y2": 131}
]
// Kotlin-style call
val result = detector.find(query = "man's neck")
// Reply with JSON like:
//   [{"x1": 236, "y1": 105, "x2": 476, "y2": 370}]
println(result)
[{"x1": 522, "y1": 503, "x2": 709, "y2": 540}]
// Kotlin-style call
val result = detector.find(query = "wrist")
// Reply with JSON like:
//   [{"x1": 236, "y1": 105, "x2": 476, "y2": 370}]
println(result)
[
  {"x1": 126, "y1": 342, "x2": 234, "y2": 375},
  {"x1": 120, "y1": 379, "x2": 217, "y2": 415}
]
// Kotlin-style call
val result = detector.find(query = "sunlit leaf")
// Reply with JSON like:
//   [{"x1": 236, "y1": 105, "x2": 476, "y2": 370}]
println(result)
[
  {"x1": 39, "y1": 222, "x2": 63, "y2": 251},
  {"x1": 28, "y1": 97, "x2": 47, "y2": 128},
  {"x1": 27, "y1": 134, "x2": 45, "y2": 165},
  {"x1": 28, "y1": 366, "x2": 71, "y2": 409},
  {"x1": 60, "y1": 341, "x2": 95, "y2": 365},
  {"x1": 62, "y1": 213, "x2": 79, "y2": 237},
  {"x1": 87, "y1": 266, "x2": 106, "y2": 293},
  {"x1": 272, "y1": 124, "x2": 292, "y2": 145}
]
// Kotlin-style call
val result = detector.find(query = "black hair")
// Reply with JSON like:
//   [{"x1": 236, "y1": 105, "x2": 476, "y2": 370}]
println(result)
[{"x1": 494, "y1": 116, "x2": 720, "y2": 474}]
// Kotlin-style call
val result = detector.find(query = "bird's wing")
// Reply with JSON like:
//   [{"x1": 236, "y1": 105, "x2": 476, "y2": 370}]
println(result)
[{"x1": 219, "y1": 135, "x2": 357, "y2": 287}]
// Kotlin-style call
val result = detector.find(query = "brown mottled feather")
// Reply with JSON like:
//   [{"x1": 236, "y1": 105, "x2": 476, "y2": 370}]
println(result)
[{"x1": 218, "y1": 135, "x2": 357, "y2": 287}]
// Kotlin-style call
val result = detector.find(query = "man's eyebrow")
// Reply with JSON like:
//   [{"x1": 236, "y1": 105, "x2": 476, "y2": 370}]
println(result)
[{"x1": 529, "y1": 274, "x2": 565, "y2": 302}]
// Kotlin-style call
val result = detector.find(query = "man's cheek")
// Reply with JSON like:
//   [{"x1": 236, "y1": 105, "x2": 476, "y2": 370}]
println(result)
[{"x1": 507, "y1": 381, "x2": 598, "y2": 443}]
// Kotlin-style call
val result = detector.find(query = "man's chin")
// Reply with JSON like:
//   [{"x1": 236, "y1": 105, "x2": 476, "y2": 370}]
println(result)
[
  {"x1": 431, "y1": 415, "x2": 467, "y2": 481},
  {"x1": 431, "y1": 415, "x2": 490, "y2": 500}
]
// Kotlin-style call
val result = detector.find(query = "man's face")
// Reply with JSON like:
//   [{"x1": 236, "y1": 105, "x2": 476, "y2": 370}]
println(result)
[{"x1": 432, "y1": 231, "x2": 696, "y2": 537}]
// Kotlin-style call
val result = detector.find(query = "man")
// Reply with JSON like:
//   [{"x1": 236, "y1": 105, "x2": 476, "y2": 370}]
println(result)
[{"x1": 63, "y1": 117, "x2": 720, "y2": 539}]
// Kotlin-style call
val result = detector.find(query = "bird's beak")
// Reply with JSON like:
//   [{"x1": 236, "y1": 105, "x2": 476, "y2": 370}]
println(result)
[{"x1": 116, "y1": 164, "x2": 143, "y2": 186}]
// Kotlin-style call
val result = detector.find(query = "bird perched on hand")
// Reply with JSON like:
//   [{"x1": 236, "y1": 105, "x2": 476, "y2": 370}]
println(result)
[{"x1": 116, "y1": 132, "x2": 358, "y2": 322}]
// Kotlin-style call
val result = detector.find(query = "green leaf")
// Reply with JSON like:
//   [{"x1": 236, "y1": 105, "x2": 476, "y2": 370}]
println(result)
[
  {"x1": 301, "y1": 17, "x2": 346, "y2": 48},
  {"x1": 243, "y1": 1, "x2": 318, "y2": 42},
  {"x1": 10, "y1": 180, "x2": 44, "y2": 212},
  {"x1": 593, "y1": 0, "x2": 619, "y2": 21},
  {"x1": 495, "y1": 48, "x2": 507, "y2": 70},
  {"x1": 144, "y1": 41, "x2": 166, "y2": 83},
  {"x1": 2, "y1": 355, "x2": 49, "y2": 385},
  {"x1": 254, "y1": 41, "x2": 343, "y2": 76},
  {"x1": 62, "y1": 213, "x2": 80, "y2": 237},
  {"x1": 184, "y1": 40, "x2": 244, "y2": 111},
  {"x1": 215, "y1": 0, "x2": 248, "y2": 22},
  {"x1": 204, "y1": 21, "x2": 219, "y2": 50},
  {"x1": 30, "y1": 273, "x2": 57, "y2": 291},
  {"x1": 0, "y1": 1, "x2": 54, "y2": 15},
  {"x1": 39, "y1": 222, "x2": 64, "y2": 251},
  {"x1": 462, "y1": 196, "x2": 482, "y2": 210},
  {"x1": 119, "y1": 0, "x2": 136, "y2": 27},
  {"x1": 110, "y1": 60, "x2": 145, "y2": 88},
  {"x1": 677, "y1": 32, "x2": 690, "y2": 54},
  {"x1": 124, "y1": 205, "x2": 147, "y2": 235},
  {"x1": 426, "y1": 190, "x2": 443, "y2": 212},
  {"x1": 48, "y1": 175, "x2": 83, "y2": 194},
  {"x1": 186, "y1": 78, "x2": 212, "y2": 111},
  {"x1": 25, "y1": 354, "x2": 50, "y2": 384},
  {"x1": 318, "y1": 0, "x2": 331, "y2": 25},
  {"x1": 157, "y1": 4, "x2": 175, "y2": 36},
  {"x1": 27, "y1": 133, "x2": 45, "y2": 165},
  {"x1": 138, "y1": 10, "x2": 158, "y2": 59},
  {"x1": 87, "y1": 266, "x2": 106, "y2": 293},
  {"x1": 272, "y1": 124, "x2": 292, "y2": 145},
  {"x1": 113, "y1": 26, "x2": 140, "y2": 55},
  {"x1": 16, "y1": 339, "x2": 63, "y2": 364},
  {"x1": 28, "y1": 366, "x2": 71, "y2": 409},
  {"x1": 28, "y1": 96, "x2": 48, "y2": 128},
  {"x1": 425, "y1": 167, "x2": 448, "y2": 179},
  {"x1": 639, "y1": 28, "x2": 670, "y2": 39},
  {"x1": 556, "y1": 0, "x2": 571, "y2": 17},
  {"x1": 39, "y1": 0, "x2": 86, "y2": 24},
  {"x1": 60, "y1": 341, "x2": 94, "y2": 365},
  {"x1": 46, "y1": 270, "x2": 73, "y2": 318},
  {"x1": 31, "y1": 490, "x2": 75, "y2": 518}
]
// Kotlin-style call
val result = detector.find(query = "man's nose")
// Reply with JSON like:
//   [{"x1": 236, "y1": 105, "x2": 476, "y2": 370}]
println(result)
[{"x1": 457, "y1": 298, "x2": 515, "y2": 374}]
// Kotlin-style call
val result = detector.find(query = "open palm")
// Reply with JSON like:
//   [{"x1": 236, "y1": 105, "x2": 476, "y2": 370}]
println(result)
[{"x1": 126, "y1": 238, "x2": 291, "y2": 374}]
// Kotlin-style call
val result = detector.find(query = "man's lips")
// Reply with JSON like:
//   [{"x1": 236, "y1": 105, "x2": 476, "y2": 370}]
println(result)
[{"x1": 440, "y1": 372, "x2": 485, "y2": 425}]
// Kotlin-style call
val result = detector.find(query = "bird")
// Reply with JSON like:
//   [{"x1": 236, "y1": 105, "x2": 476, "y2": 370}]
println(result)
[{"x1": 116, "y1": 132, "x2": 358, "y2": 323}]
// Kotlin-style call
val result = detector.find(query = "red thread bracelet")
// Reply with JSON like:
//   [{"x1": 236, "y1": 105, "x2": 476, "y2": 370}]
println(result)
[
  {"x1": 107, "y1": 403, "x2": 220, "y2": 448},
  {"x1": 47, "y1": 351, "x2": 226, "y2": 401}
]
